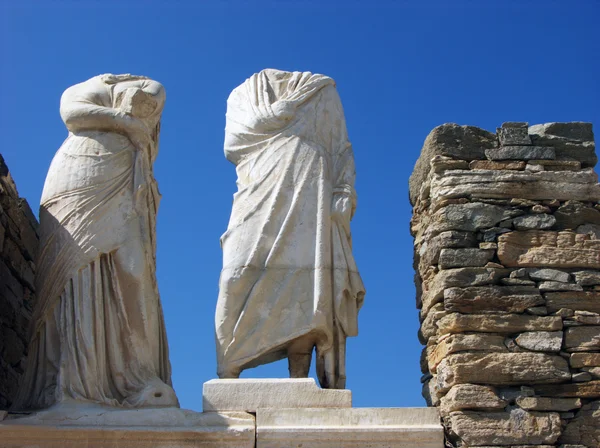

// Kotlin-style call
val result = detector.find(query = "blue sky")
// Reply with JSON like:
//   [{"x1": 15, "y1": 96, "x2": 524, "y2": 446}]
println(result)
[{"x1": 1, "y1": 1, "x2": 598, "y2": 410}]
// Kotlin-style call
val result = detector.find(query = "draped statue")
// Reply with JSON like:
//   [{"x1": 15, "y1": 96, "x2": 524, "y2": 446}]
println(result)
[
  {"x1": 13, "y1": 74, "x2": 178, "y2": 410},
  {"x1": 215, "y1": 69, "x2": 365, "y2": 389}
]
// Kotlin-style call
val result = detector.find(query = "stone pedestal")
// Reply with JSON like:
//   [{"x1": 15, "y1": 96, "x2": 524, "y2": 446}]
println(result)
[
  {"x1": 257, "y1": 407, "x2": 444, "y2": 448},
  {"x1": 0, "y1": 381, "x2": 445, "y2": 447},
  {"x1": 203, "y1": 378, "x2": 351, "y2": 412},
  {"x1": 0, "y1": 404, "x2": 255, "y2": 448}
]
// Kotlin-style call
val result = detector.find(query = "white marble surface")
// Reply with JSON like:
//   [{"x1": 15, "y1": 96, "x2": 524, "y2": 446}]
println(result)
[
  {"x1": 256, "y1": 407, "x2": 444, "y2": 448},
  {"x1": 0, "y1": 403, "x2": 255, "y2": 448},
  {"x1": 216, "y1": 69, "x2": 365, "y2": 388},
  {"x1": 203, "y1": 378, "x2": 351, "y2": 412},
  {"x1": 14, "y1": 74, "x2": 178, "y2": 411}
]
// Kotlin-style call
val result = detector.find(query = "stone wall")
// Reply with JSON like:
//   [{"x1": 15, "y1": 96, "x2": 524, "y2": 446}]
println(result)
[
  {"x1": 0, "y1": 154, "x2": 38, "y2": 409},
  {"x1": 410, "y1": 122, "x2": 600, "y2": 447}
]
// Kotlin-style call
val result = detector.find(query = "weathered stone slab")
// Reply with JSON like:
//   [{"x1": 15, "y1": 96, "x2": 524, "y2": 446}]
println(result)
[
  {"x1": 560, "y1": 400, "x2": 600, "y2": 447},
  {"x1": 516, "y1": 396, "x2": 581, "y2": 412},
  {"x1": 512, "y1": 213, "x2": 556, "y2": 230},
  {"x1": 256, "y1": 407, "x2": 444, "y2": 448},
  {"x1": 529, "y1": 122, "x2": 596, "y2": 168},
  {"x1": 529, "y1": 268, "x2": 571, "y2": 283},
  {"x1": 437, "y1": 313, "x2": 562, "y2": 335},
  {"x1": 497, "y1": 122, "x2": 532, "y2": 146},
  {"x1": 573, "y1": 270, "x2": 600, "y2": 286},
  {"x1": 469, "y1": 160, "x2": 526, "y2": 170},
  {"x1": 0, "y1": 406, "x2": 256, "y2": 448},
  {"x1": 538, "y1": 281, "x2": 583, "y2": 292},
  {"x1": 444, "y1": 286, "x2": 543, "y2": 313},
  {"x1": 570, "y1": 353, "x2": 600, "y2": 368},
  {"x1": 535, "y1": 381, "x2": 600, "y2": 398},
  {"x1": 421, "y1": 267, "x2": 511, "y2": 314},
  {"x1": 554, "y1": 201, "x2": 600, "y2": 229},
  {"x1": 427, "y1": 333, "x2": 507, "y2": 372},
  {"x1": 447, "y1": 409, "x2": 561, "y2": 446},
  {"x1": 429, "y1": 202, "x2": 522, "y2": 234},
  {"x1": 528, "y1": 160, "x2": 582, "y2": 171},
  {"x1": 431, "y1": 155, "x2": 469, "y2": 173},
  {"x1": 515, "y1": 331, "x2": 563, "y2": 352},
  {"x1": 436, "y1": 353, "x2": 571, "y2": 390},
  {"x1": 546, "y1": 291, "x2": 600, "y2": 313},
  {"x1": 202, "y1": 379, "x2": 351, "y2": 412},
  {"x1": 564, "y1": 326, "x2": 600, "y2": 351},
  {"x1": 410, "y1": 124, "x2": 497, "y2": 205},
  {"x1": 486, "y1": 145, "x2": 555, "y2": 161},
  {"x1": 418, "y1": 230, "x2": 477, "y2": 267},
  {"x1": 498, "y1": 231, "x2": 600, "y2": 269},
  {"x1": 431, "y1": 170, "x2": 600, "y2": 202},
  {"x1": 440, "y1": 384, "x2": 506, "y2": 417},
  {"x1": 419, "y1": 303, "x2": 448, "y2": 342},
  {"x1": 438, "y1": 248, "x2": 495, "y2": 269}
]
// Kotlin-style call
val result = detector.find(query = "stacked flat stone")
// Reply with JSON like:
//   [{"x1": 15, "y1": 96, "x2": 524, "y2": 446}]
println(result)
[
  {"x1": 0, "y1": 154, "x2": 38, "y2": 410},
  {"x1": 410, "y1": 122, "x2": 600, "y2": 448}
]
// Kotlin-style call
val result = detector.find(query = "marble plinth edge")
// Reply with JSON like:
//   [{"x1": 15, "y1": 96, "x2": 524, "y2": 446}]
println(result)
[
  {"x1": 203, "y1": 378, "x2": 352, "y2": 412},
  {"x1": 0, "y1": 405, "x2": 255, "y2": 448},
  {"x1": 256, "y1": 407, "x2": 444, "y2": 448}
]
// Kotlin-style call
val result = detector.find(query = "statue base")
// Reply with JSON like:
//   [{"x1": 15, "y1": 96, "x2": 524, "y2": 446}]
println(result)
[
  {"x1": 203, "y1": 378, "x2": 351, "y2": 412},
  {"x1": 0, "y1": 402, "x2": 254, "y2": 448},
  {"x1": 0, "y1": 380, "x2": 444, "y2": 447}
]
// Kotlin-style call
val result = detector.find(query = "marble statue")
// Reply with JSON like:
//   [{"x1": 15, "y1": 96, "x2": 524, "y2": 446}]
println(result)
[
  {"x1": 215, "y1": 69, "x2": 365, "y2": 389},
  {"x1": 13, "y1": 74, "x2": 178, "y2": 410}
]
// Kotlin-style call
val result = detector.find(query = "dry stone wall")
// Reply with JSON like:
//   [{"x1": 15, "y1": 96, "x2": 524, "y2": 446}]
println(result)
[
  {"x1": 410, "y1": 122, "x2": 600, "y2": 448},
  {"x1": 0, "y1": 154, "x2": 38, "y2": 409}
]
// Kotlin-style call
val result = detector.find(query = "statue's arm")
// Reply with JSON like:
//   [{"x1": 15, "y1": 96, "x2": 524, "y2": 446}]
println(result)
[
  {"x1": 59, "y1": 79, "x2": 148, "y2": 138},
  {"x1": 325, "y1": 87, "x2": 357, "y2": 220}
]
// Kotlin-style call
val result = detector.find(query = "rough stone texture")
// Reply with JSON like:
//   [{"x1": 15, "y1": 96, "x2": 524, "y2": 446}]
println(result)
[
  {"x1": 421, "y1": 267, "x2": 511, "y2": 314},
  {"x1": 512, "y1": 214, "x2": 556, "y2": 230},
  {"x1": 436, "y1": 353, "x2": 570, "y2": 390},
  {"x1": 514, "y1": 331, "x2": 563, "y2": 352},
  {"x1": 411, "y1": 122, "x2": 599, "y2": 448},
  {"x1": 498, "y1": 230, "x2": 600, "y2": 269},
  {"x1": 438, "y1": 248, "x2": 495, "y2": 269},
  {"x1": 439, "y1": 384, "x2": 506, "y2": 417},
  {"x1": 529, "y1": 122, "x2": 596, "y2": 168},
  {"x1": 431, "y1": 170, "x2": 600, "y2": 202},
  {"x1": 573, "y1": 269, "x2": 600, "y2": 285},
  {"x1": 409, "y1": 123, "x2": 497, "y2": 205},
  {"x1": 443, "y1": 286, "x2": 543, "y2": 313},
  {"x1": 535, "y1": 381, "x2": 600, "y2": 398},
  {"x1": 437, "y1": 314, "x2": 562, "y2": 335},
  {"x1": 497, "y1": 122, "x2": 531, "y2": 146},
  {"x1": 418, "y1": 230, "x2": 477, "y2": 268},
  {"x1": 427, "y1": 333, "x2": 507, "y2": 373},
  {"x1": 529, "y1": 268, "x2": 571, "y2": 283},
  {"x1": 469, "y1": 160, "x2": 526, "y2": 170},
  {"x1": 570, "y1": 353, "x2": 600, "y2": 368},
  {"x1": 485, "y1": 146, "x2": 555, "y2": 161},
  {"x1": 554, "y1": 201, "x2": 600, "y2": 229},
  {"x1": 564, "y1": 326, "x2": 600, "y2": 351},
  {"x1": 559, "y1": 400, "x2": 600, "y2": 447},
  {"x1": 515, "y1": 396, "x2": 581, "y2": 412},
  {"x1": 447, "y1": 409, "x2": 561, "y2": 446},
  {"x1": 546, "y1": 291, "x2": 600, "y2": 313},
  {"x1": 0, "y1": 154, "x2": 39, "y2": 410}
]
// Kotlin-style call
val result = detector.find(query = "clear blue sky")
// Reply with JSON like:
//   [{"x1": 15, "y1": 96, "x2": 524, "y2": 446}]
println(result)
[{"x1": 1, "y1": 1, "x2": 598, "y2": 410}]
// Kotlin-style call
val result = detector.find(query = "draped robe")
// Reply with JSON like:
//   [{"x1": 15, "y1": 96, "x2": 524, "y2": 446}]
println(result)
[
  {"x1": 13, "y1": 75, "x2": 178, "y2": 410},
  {"x1": 216, "y1": 69, "x2": 365, "y2": 387}
]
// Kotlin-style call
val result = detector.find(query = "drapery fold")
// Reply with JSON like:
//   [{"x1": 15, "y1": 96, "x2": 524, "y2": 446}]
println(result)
[
  {"x1": 13, "y1": 75, "x2": 177, "y2": 410},
  {"x1": 216, "y1": 69, "x2": 365, "y2": 387}
]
